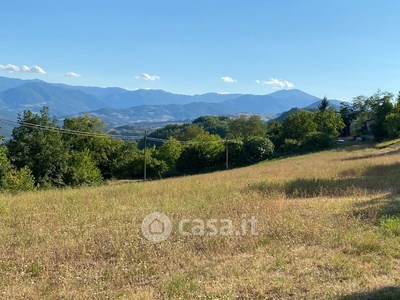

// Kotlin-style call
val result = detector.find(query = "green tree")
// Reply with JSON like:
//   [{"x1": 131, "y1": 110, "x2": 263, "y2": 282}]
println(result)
[
  {"x1": 386, "y1": 92, "x2": 400, "y2": 139},
  {"x1": 153, "y1": 138, "x2": 182, "y2": 174},
  {"x1": 339, "y1": 101, "x2": 358, "y2": 136},
  {"x1": 281, "y1": 111, "x2": 317, "y2": 142},
  {"x1": 368, "y1": 91, "x2": 394, "y2": 141},
  {"x1": 64, "y1": 150, "x2": 103, "y2": 186},
  {"x1": 0, "y1": 146, "x2": 9, "y2": 183},
  {"x1": 148, "y1": 124, "x2": 184, "y2": 141},
  {"x1": 318, "y1": 96, "x2": 329, "y2": 111},
  {"x1": 228, "y1": 115, "x2": 267, "y2": 139},
  {"x1": 177, "y1": 124, "x2": 206, "y2": 141},
  {"x1": 352, "y1": 95, "x2": 373, "y2": 135},
  {"x1": 243, "y1": 136, "x2": 274, "y2": 163},
  {"x1": 192, "y1": 116, "x2": 231, "y2": 138},
  {"x1": 266, "y1": 121, "x2": 283, "y2": 150},
  {"x1": 110, "y1": 141, "x2": 143, "y2": 179},
  {"x1": 176, "y1": 133, "x2": 224, "y2": 173},
  {"x1": 62, "y1": 115, "x2": 123, "y2": 178},
  {"x1": 314, "y1": 107, "x2": 344, "y2": 139},
  {"x1": 7, "y1": 107, "x2": 69, "y2": 187},
  {"x1": 1, "y1": 166, "x2": 36, "y2": 192}
]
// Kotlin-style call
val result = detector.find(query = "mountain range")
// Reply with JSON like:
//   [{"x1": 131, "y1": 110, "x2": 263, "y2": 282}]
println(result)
[{"x1": 0, "y1": 76, "x2": 343, "y2": 137}]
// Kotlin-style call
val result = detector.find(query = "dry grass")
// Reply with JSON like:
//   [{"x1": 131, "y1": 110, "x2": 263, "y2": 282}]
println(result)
[{"x1": 1, "y1": 142, "x2": 400, "y2": 299}]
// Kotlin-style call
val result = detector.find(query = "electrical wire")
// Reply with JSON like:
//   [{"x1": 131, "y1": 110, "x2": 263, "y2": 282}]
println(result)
[{"x1": 0, "y1": 118, "x2": 233, "y2": 144}]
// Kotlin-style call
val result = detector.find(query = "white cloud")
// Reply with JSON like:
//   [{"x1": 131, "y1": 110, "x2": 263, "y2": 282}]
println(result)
[
  {"x1": 0, "y1": 63, "x2": 46, "y2": 74},
  {"x1": 0, "y1": 64, "x2": 21, "y2": 73},
  {"x1": 218, "y1": 92, "x2": 230, "y2": 95},
  {"x1": 221, "y1": 76, "x2": 237, "y2": 83},
  {"x1": 65, "y1": 72, "x2": 82, "y2": 77},
  {"x1": 135, "y1": 73, "x2": 160, "y2": 81},
  {"x1": 255, "y1": 79, "x2": 261, "y2": 84},
  {"x1": 21, "y1": 65, "x2": 30, "y2": 72},
  {"x1": 22, "y1": 65, "x2": 46, "y2": 74},
  {"x1": 262, "y1": 78, "x2": 294, "y2": 89}
]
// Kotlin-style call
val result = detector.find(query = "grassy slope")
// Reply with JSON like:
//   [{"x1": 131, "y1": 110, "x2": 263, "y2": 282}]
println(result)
[{"x1": 1, "y1": 142, "x2": 400, "y2": 299}]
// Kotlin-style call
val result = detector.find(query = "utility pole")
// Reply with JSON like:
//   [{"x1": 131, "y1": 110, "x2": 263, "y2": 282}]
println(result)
[
  {"x1": 225, "y1": 137, "x2": 229, "y2": 170},
  {"x1": 144, "y1": 130, "x2": 147, "y2": 182}
]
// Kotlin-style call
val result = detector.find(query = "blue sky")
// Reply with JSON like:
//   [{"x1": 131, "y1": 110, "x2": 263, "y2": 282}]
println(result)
[{"x1": 1, "y1": 0, "x2": 399, "y2": 100}]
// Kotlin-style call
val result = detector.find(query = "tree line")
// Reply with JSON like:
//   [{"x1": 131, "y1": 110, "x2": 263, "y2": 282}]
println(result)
[{"x1": 0, "y1": 91, "x2": 399, "y2": 192}]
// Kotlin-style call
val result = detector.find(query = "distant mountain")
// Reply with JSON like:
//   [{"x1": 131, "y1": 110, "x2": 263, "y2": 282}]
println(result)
[
  {"x1": 0, "y1": 77, "x2": 39, "y2": 92},
  {"x1": 0, "y1": 75, "x2": 345, "y2": 134},
  {"x1": 222, "y1": 89, "x2": 321, "y2": 113},
  {"x1": 98, "y1": 90, "x2": 244, "y2": 108},
  {"x1": 69, "y1": 102, "x2": 240, "y2": 125},
  {"x1": 51, "y1": 83, "x2": 127, "y2": 101},
  {"x1": 0, "y1": 81, "x2": 107, "y2": 116}
]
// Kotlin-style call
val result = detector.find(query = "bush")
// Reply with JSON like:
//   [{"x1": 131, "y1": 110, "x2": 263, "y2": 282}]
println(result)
[
  {"x1": 64, "y1": 150, "x2": 103, "y2": 186},
  {"x1": 176, "y1": 134, "x2": 225, "y2": 174},
  {"x1": 279, "y1": 139, "x2": 301, "y2": 154},
  {"x1": 302, "y1": 132, "x2": 335, "y2": 152},
  {"x1": 1, "y1": 166, "x2": 36, "y2": 192},
  {"x1": 243, "y1": 136, "x2": 274, "y2": 163},
  {"x1": 225, "y1": 140, "x2": 246, "y2": 168}
]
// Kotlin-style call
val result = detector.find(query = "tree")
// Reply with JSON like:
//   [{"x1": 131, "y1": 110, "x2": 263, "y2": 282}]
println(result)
[
  {"x1": 281, "y1": 111, "x2": 317, "y2": 141},
  {"x1": 228, "y1": 115, "x2": 267, "y2": 139},
  {"x1": 176, "y1": 133, "x2": 224, "y2": 173},
  {"x1": 62, "y1": 115, "x2": 123, "y2": 178},
  {"x1": 148, "y1": 124, "x2": 184, "y2": 141},
  {"x1": 178, "y1": 124, "x2": 206, "y2": 141},
  {"x1": 110, "y1": 141, "x2": 143, "y2": 179},
  {"x1": 192, "y1": 116, "x2": 231, "y2": 138},
  {"x1": 314, "y1": 107, "x2": 344, "y2": 139},
  {"x1": 64, "y1": 150, "x2": 103, "y2": 186},
  {"x1": 1, "y1": 166, "x2": 36, "y2": 192},
  {"x1": 7, "y1": 107, "x2": 69, "y2": 187},
  {"x1": 386, "y1": 92, "x2": 400, "y2": 139},
  {"x1": 243, "y1": 136, "x2": 274, "y2": 163},
  {"x1": 318, "y1": 96, "x2": 329, "y2": 111},
  {"x1": 339, "y1": 101, "x2": 358, "y2": 136},
  {"x1": 266, "y1": 121, "x2": 283, "y2": 150},
  {"x1": 352, "y1": 95, "x2": 373, "y2": 135},
  {"x1": 368, "y1": 91, "x2": 394, "y2": 141},
  {"x1": 153, "y1": 138, "x2": 182, "y2": 174},
  {"x1": 0, "y1": 146, "x2": 9, "y2": 183}
]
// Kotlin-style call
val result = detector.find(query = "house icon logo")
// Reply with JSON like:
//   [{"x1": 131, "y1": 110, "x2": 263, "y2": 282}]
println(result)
[{"x1": 141, "y1": 212, "x2": 172, "y2": 243}]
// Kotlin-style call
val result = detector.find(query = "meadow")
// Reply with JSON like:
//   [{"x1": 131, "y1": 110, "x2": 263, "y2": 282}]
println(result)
[{"x1": 1, "y1": 141, "x2": 400, "y2": 299}]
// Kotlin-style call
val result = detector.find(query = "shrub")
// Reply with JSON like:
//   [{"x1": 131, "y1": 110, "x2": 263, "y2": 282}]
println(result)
[
  {"x1": 64, "y1": 150, "x2": 103, "y2": 186},
  {"x1": 243, "y1": 136, "x2": 274, "y2": 163},
  {"x1": 1, "y1": 166, "x2": 36, "y2": 192}
]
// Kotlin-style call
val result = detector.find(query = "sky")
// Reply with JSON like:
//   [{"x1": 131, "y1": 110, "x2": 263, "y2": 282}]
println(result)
[{"x1": 1, "y1": 0, "x2": 399, "y2": 101}]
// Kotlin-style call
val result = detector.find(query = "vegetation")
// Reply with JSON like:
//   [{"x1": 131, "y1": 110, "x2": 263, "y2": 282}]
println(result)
[
  {"x1": 2, "y1": 90, "x2": 400, "y2": 190},
  {"x1": 0, "y1": 141, "x2": 400, "y2": 298},
  {"x1": 1, "y1": 90, "x2": 400, "y2": 298}
]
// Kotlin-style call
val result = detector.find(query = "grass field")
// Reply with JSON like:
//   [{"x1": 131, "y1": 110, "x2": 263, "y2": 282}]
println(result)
[{"x1": 1, "y1": 142, "x2": 400, "y2": 299}]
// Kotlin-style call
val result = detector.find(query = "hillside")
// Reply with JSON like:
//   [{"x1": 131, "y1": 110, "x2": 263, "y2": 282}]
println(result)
[
  {"x1": 0, "y1": 76, "x2": 330, "y2": 119},
  {"x1": 0, "y1": 81, "x2": 107, "y2": 116},
  {"x1": 0, "y1": 76, "x2": 345, "y2": 138},
  {"x1": 70, "y1": 102, "x2": 240, "y2": 125},
  {"x1": 1, "y1": 142, "x2": 400, "y2": 298}
]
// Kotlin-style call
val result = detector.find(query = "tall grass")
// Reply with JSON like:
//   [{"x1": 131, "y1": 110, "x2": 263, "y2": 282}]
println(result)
[{"x1": 1, "y1": 142, "x2": 400, "y2": 299}]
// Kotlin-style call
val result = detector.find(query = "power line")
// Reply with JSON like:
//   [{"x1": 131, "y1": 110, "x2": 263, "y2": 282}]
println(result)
[{"x1": 0, "y1": 118, "x2": 233, "y2": 145}]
